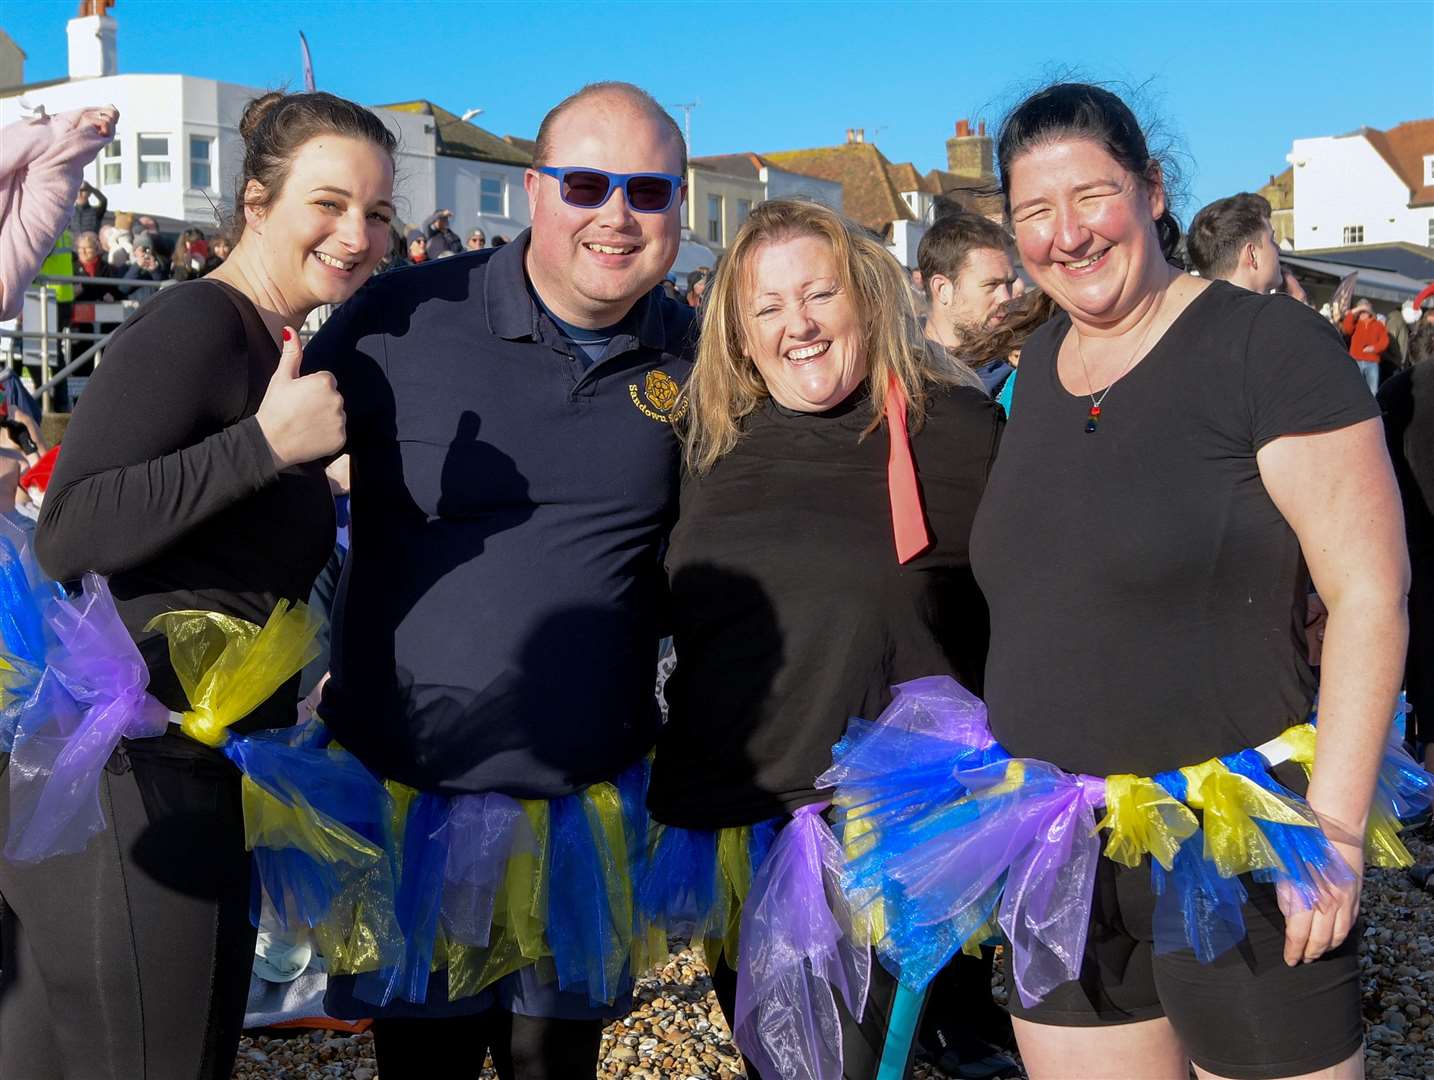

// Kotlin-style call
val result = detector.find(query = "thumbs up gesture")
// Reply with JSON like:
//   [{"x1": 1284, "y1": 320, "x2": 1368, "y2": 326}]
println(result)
[{"x1": 256, "y1": 327, "x2": 346, "y2": 470}]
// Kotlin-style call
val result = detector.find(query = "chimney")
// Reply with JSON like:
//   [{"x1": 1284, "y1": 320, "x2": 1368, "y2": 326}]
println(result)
[
  {"x1": 846, "y1": 128, "x2": 854, "y2": 143},
  {"x1": 946, "y1": 117, "x2": 993, "y2": 180},
  {"x1": 856, "y1": 127, "x2": 865, "y2": 143},
  {"x1": 67, "y1": 2, "x2": 118, "y2": 80},
  {"x1": 846, "y1": 128, "x2": 866, "y2": 144}
]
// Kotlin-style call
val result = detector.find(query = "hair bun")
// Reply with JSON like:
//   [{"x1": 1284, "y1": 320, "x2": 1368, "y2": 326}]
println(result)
[{"x1": 239, "y1": 91, "x2": 285, "y2": 141}]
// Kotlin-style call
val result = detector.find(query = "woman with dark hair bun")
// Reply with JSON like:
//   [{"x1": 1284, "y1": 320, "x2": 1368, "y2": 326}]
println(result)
[
  {"x1": 970, "y1": 81, "x2": 1405, "y2": 1080},
  {"x1": 2, "y1": 90, "x2": 395, "y2": 1079},
  {"x1": 827, "y1": 83, "x2": 1414, "y2": 1080}
]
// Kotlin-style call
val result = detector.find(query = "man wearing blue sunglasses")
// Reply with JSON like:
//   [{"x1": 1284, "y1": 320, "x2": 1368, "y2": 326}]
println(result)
[{"x1": 303, "y1": 81, "x2": 694, "y2": 1079}]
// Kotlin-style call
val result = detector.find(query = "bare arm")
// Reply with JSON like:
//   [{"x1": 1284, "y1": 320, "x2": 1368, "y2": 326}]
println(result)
[{"x1": 1257, "y1": 416, "x2": 1409, "y2": 962}]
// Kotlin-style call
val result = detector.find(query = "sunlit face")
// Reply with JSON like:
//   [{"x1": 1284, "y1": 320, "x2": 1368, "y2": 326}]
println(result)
[
  {"x1": 246, "y1": 134, "x2": 394, "y2": 310},
  {"x1": 523, "y1": 96, "x2": 685, "y2": 327},
  {"x1": 934, "y1": 245, "x2": 1017, "y2": 340},
  {"x1": 743, "y1": 234, "x2": 867, "y2": 413},
  {"x1": 1008, "y1": 138, "x2": 1167, "y2": 327},
  {"x1": 211, "y1": 237, "x2": 232, "y2": 261},
  {"x1": 409, "y1": 237, "x2": 427, "y2": 260},
  {"x1": 75, "y1": 236, "x2": 100, "y2": 263}
]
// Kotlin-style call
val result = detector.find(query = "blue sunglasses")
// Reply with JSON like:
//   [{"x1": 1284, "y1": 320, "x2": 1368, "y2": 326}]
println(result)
[{"x1": 536, "y1": 166, "x2": 685, "y2": 213}]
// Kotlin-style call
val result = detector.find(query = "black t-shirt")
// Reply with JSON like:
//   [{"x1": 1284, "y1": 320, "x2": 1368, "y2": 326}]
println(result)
[
  {"x1": 648, "y1": 381, "x2": 1002, "y2": 829},
  {"x1": 35, "y1": 279, "x2": 335, "y2": 732},
  {"x1": 970, "y1": 282, "x2": 1380, "y2": 778}
]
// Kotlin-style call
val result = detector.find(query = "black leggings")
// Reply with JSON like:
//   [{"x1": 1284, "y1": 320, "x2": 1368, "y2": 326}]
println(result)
[
  {"x1": 372, "y1": 1012, "x2": 607, "y2": 1080},
  {"x1": 0, "y1": 734, "x2": 256, "y2": 1080}
]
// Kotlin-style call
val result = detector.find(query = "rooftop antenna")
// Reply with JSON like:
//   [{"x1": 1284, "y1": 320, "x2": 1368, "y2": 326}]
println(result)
[{"x1": 669, "y1": 100, "x2": 700, "y2": 151}]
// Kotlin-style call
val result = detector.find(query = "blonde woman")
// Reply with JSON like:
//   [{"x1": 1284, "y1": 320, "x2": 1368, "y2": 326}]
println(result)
[{"x1": 640, "y1": 199, "x2": 1001, "y2": 1079}]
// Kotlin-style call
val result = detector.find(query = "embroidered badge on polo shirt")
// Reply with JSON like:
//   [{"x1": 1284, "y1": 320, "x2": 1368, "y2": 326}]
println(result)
[{"x1": 629, "y1": 369, "x2": 688, "y2": 422}]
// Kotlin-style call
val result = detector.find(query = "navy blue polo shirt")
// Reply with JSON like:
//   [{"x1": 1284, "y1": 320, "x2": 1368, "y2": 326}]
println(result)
[{"x1": 304, "y1": 232, "x2": 695, "y2": 797}]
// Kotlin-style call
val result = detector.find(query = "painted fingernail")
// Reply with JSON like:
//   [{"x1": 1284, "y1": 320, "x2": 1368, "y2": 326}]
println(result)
[{"x1": 282, "y1": 327, "x2": 293, "y2": 342}]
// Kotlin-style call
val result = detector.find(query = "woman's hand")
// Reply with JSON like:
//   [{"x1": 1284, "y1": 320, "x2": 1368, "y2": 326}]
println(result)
[
  {"x1": 1279, "y1": 828, "x2": 1363, "y2": 966},
  {"x1": 81, "y1": 106, "x2": 119, "y2": 139},
  {"x1": 255, "y1": 328, "x2": 346, "y2": 470}
]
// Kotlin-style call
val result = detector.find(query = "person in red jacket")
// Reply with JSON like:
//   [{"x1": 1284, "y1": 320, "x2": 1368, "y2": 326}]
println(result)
[{"x1": 1343, "y1": 298, "x2": 1391, "y2": 393}]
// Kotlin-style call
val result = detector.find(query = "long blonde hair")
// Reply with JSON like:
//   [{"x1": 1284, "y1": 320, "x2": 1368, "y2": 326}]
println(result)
[{"x1": 680, "y1": 199, "x2": 979, "y2": 475}]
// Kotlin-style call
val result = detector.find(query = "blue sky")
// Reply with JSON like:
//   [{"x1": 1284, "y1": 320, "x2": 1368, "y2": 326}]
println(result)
[{"x1": 5, "y1": 0, "x2": 1432, "y2": 216}]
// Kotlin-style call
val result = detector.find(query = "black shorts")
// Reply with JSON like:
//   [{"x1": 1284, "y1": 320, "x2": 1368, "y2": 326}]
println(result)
[{"x1": 1005, "y1": 857, "x2": 1363, "y2": 1080}]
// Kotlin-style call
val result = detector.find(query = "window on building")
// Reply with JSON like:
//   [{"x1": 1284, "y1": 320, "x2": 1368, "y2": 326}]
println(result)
[
  {"x1": 1428, "y1": 217, "x2": 1434, "y2": 248},
  {"x1": 708, "y1": 194, "x2": 723, "y2": 244},
  {"x1": 480, "y1": 176, "x2": 504, "y2": 215},
  {"x1": 138, "y1": 134, "x2": 171, "y2": 185},
  {"x1": 189, "y1": 135, "x2": 214, "y2": 191},
  {"x1": 1425, "y1": 154, "x2": 1434, "y2": 186},
  {"x1": 737, "y1": 198, "x2": 752, "y2": 224},
  {"x1": 1342, "y1": 225, "x2": 1364, "y2": 245},
  {"x1": 100, "y1": 140, "x2": 122, "y2": 186}
]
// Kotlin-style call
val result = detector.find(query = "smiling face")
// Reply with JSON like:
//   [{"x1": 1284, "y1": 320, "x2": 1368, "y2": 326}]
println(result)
[
  {"x1": 245, "y1": 134, "x2": 395, "y2": 311},
  {"x1": 1007, "y1": 138, "x2": 1168, "y2": 328},
  {"x1": 742, "y1": 233, "x2": 867, "y2": 413},
  {"x1": 523, "y1": 94, "x2": 685, "y2": 328}
]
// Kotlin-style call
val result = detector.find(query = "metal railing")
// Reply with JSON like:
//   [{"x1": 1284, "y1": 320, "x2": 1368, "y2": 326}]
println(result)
[{"x1": 2, "y1": 273, "x2": 163, "y2": 412}]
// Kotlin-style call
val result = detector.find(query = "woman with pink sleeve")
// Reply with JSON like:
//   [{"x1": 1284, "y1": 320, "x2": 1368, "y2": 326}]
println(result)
[{"x1": 0, "y1": 105, "x2": 118, "y2": 320}]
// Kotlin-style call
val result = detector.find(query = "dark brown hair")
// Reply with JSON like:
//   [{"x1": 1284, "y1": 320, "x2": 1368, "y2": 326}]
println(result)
[
  {"x1": 997, "y1": 83, "x2": 1183, "y2": 261},
  {"x1": 233, "y1": 91, "x2": 397, "y2": 239},
  {"x1": 1186, "y1": 192, "x2": 1272, "y2": 279},
  {"x1": 918, "y1": 212, "x2": 1013, "y2": 297},
  {"x1": 533, "y1": 82, "x2": 686, "y2": 175}
]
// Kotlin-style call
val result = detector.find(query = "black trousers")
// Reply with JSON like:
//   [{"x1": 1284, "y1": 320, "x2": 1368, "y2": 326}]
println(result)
[
  {"x1": 711, "y1": 952, "x2": 926, "y2": 1079},
  {"x1": 372, "y1": 1012, "x2": 607, "y2": 1080},
  {"x1": 0, "y1": 734, "x2": 256, "y2": 1080}
]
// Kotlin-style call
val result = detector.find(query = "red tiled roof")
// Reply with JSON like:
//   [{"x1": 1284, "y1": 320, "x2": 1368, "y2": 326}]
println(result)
[
  {"x1": 761, "y1": 143, "x2": 915, "y2": 231},
  {"x1": 1365, "y1": 118, "x2": 1434, "y2": 208}
]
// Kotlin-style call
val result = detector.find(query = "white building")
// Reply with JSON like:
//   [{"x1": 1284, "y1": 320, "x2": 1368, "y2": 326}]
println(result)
[
  {"x1": 1287, "y1": 119, "x2": 1434, "y2": 251},
  {"x1": 0, "y1": 11, "x2": 524, "y2": 241}
]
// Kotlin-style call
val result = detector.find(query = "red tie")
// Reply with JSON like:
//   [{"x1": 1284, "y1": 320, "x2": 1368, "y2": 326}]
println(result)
[{"x1": 885, "y1": 374, "x2": 931, "y2": 563}]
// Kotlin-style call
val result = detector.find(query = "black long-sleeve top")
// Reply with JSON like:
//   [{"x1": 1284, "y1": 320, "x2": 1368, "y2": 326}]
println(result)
[
  {"x1": 36, "y1": 279, "x2": 335, "y2": 731},
  {"x1": 647, "y1": 382, "x2": 1003, "y2": 829}
]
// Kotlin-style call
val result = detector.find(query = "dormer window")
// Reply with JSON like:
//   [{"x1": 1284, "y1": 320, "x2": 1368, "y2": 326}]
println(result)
[{"x1": 1425, "y1": 154, "x2": 1434, "y2": 186}]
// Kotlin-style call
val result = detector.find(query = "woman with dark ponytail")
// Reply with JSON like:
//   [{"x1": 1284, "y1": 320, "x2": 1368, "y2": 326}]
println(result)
[
  {"x1": 829, "y1": 83, "x2": 1412, "y2": 1080},
  {"x1": 962, "y1": 82, "x2": 1406, "y2": 1080},
  {"x1": 2, "y1": 91, "x2": 396, "y2": 1079}
]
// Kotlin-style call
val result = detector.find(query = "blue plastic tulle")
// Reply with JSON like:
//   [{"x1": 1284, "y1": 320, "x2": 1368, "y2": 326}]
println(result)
[
  {"x1": 1223, "y1": 748, "x2": 1355, "y2": 907},
  {"x1": 546, "y1": 788, "x2": 628, "y2": 1004},
  {"x1": 842, "y1": 755, "x2": 1102, "y2": 1006},
  {"x1": 1378, "y1": 722, "x2": 1434, "y2": 822},
  {"x1": 354, "y1": 791, "x2": 450, "y2": 1007},
  {"x1": 224, "y1": 727, "x2": 395, "y2": 940},
  {"x1": 0, "y1": 523, "x2": 55, "y2": 752},
  {"x1": 637, "y1": 825, "x2": 726, "y2": 943},
  {"x1": 1149, "y1": 770, "x2": 1249, "y2": 960}
]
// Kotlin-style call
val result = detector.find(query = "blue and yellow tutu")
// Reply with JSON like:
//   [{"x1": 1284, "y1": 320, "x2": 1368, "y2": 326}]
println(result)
[{"x1": 819, "y1": 677, "x2": 1434, "y2": 1007}]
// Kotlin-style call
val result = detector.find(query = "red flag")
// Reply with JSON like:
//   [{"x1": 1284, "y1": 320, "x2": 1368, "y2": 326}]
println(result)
[{"x1": 299, "y1": 32, "x2": 316, "y2": 92}]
